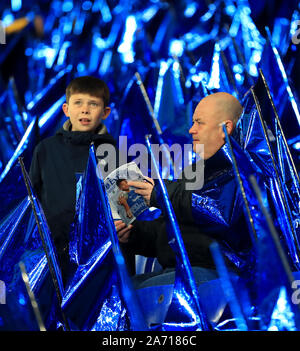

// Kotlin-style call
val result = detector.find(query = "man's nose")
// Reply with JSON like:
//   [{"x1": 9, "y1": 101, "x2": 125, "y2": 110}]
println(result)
[{"x1": 189, "y1": 124, "x2": 195, "y2": 134}]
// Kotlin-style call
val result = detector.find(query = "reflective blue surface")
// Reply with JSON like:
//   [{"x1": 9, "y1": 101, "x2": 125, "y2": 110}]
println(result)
[
  {"x1": 63, "y1": 145, "x2": 148, "y2": 331},
  {"x1": 223, "y1": 123, "x2": 300, "y2": 330},
  {"x1": 0, "y1": 164, "x2": 64, "y2": 330},
  {"x1": 0, "y1": 0, "x2": 300, "y2": 331},
  {"x1": 145, "y1": 136, "x2": 211, "y2": 331}
]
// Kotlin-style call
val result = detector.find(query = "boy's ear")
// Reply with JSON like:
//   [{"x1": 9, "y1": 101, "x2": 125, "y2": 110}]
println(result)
[
  {"x1": 62, "y1": 103, "x2": 69, "y2": 117},
  {"x1": 101, "y1": 107, "x2": 111, "y2": 120}
]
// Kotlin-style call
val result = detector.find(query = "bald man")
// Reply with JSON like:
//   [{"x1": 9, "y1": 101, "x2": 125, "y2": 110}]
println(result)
[
  {"x1": 118, "y1": 92, "x2": 252, "y2": 288},
  {"x1": 190, "y1": 92, "x2": 243, "y2": 159}
]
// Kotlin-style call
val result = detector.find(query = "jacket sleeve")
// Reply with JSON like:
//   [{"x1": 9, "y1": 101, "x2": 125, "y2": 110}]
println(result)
[
  {"x1": 150, "y1": 173, "x2": 243, "y2": 233},
  {"x1": 150, "y1": 179, "x2": 194, "y2": 224},
  {"x1": 126, "y1": 218, "x2": 160, "y2": 258}
]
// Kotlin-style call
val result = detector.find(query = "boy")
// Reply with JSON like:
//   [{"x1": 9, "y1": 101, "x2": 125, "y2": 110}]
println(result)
[{"x1": 29, "y1": 76, "x2": 116, "y2": 285}]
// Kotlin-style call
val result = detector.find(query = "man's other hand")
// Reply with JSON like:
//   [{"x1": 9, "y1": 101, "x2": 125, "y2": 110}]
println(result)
[
  {"x1": 114, "y1": 220, "x2": 133, "y2": 243},
  {"x1": 127, "y1": 176, "x2": 154, "y2": 205}
]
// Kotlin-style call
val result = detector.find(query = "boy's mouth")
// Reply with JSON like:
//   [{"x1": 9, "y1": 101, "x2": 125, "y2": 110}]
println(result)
[{"x1": 79, "y1": 118, "x2": 91, "y2": 125}]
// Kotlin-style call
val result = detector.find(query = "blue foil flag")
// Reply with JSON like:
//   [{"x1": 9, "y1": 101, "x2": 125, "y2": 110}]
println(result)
[
  {"x1": 0, "y1": 197, "x2": 41, "y2": 330},
  {"x1": 224, "y1": 125, "x2": 300, "y2": 330},
  {"x1": 118, "y1": 74, "x2": 162, "y2": 150},
  {"x1": 250, "y1": 87, "x2": 300, "y2": 269},
  {"x1": 0, "y1": 115, "x2": 39, "y2": 220},
  {"x1": 119, "y1": 72, "x2": 176, "y2": 179},
  {"x1": 27, "y1": 65, "x2": 73, "y2": 122},
  {"x1": 230, "y1": 1, "x2": 265, "y2": 74},
  {"x1": 207, "y1": 41, "x2": 233, "y2": 95},
  {"x1": 249, "y1": 176, "x2": 300, "y2": 330},
  {"x1": 259, "y1": 28, "x2": 300, "y2": 140},
  {"x1": 0, "y1": 161, "x2": 65, "y2": 330},
  {"x1": 153, "y1": 59, "x2": 191, "y2": 147},
  {"x1": 18, "y1": 158, "x2": 65, "y2": 298},
  {"x1": 0, "y1": 160, "x2": 28, "y2": 221},
  {"x1": 254, "y1": 70, "x2": 300, "y2": 235},
  {"x1": 210, "y1": 241, "x2": 250, "y2": 331},
  {"x1": 89, "y1": 284, "x2": 130, "y2": 331},
  {"x1": 63, "y1": 144, "x2": 148, "y2": 331},
  {"x1": 239, "y1": 89, "x2": 300, "y2": 269},
  {"x1": 145, "y1": 135, "x2": 211, "y2": 331}
]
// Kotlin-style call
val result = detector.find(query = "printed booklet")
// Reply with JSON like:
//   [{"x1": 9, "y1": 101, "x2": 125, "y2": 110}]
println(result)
[{"x1": 104, "y1": 162, "x2": 153, "y2": 225}]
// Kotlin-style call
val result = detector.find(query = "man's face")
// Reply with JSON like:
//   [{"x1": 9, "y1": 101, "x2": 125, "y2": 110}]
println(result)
[
  {"x1": 118, "y1": 180, "x2": 130, "y2": 191},
  {"x1": 62, "y1": 93, "x2": 111, "y2": 132},
  {"x1": 189, "y1": 98, "x2": 225, "y2": 160}
]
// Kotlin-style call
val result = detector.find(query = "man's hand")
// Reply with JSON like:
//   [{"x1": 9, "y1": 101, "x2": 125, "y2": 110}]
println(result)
[
  {"x1": 126, "y1": 209, "x2": 133, "y2": 218},
  {"x1": 127, "y1": 176, "x2": 154, "y2": 205},
  {"x1": 114, "y1": 220, "x2": 133, "y2": 243}
]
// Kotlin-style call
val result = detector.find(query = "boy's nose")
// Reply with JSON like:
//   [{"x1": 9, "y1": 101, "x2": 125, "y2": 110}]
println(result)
[{"x1": 81, "y1": 103, "x2": 90, "y2": 114}]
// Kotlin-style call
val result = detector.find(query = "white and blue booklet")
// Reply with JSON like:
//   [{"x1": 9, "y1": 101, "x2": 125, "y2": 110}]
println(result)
[{"x1": 104, "y1": 162, "x2": 160, "y2": 225}]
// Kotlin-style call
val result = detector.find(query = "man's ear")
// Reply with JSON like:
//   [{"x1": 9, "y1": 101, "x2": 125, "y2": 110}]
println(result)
[
  {"x1": 224, "y1": 119, "x2": 234, "y2": 135},
  {"x1": 102, "y1": 107, "x2": 111, "y2": 120},
  {"x1": 62, "y1": 103, "x2": 69, "y2": 117},
  {"x1": 220, "y1": 120, "x2": 234, "y2": 139}
]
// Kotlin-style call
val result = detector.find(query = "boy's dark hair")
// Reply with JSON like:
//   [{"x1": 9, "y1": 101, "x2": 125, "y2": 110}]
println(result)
[{"x1": 66, "y1": 76, "x2": 110, "y2": 107}]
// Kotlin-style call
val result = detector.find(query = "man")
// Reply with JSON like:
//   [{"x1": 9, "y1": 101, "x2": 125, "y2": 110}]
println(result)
[{"x1": 116, "y1": 92, "x2": 252, "y2": 287}]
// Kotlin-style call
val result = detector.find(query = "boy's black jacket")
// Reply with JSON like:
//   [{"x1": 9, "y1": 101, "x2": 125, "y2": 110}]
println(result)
[{"x1": 29, "y1": 121, "x2": 117, "y2": 277}]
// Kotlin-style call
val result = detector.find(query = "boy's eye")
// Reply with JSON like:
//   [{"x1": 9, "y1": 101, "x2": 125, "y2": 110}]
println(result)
[{"x1": 73, "y1": 101, "x2": 99, "y2": 107}]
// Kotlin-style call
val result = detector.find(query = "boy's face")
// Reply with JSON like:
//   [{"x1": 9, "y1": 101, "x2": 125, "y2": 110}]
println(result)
[{"x1": 62, "y1": 93, "x2": 111, "y2": 132}]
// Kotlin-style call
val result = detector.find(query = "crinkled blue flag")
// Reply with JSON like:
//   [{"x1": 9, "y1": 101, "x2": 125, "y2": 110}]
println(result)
[
  {"x1": 0, "y1": 161, "x2": 65, "y2": 330},
  {"x1": 0, "y1": 116, "x2": 40, "y2": 220},
  {"x1": 240, "y1": 90, "x2": 300, "y2": 270},
  {"x1": 259, "y1": 31, "x2": 300, "y2": 140},
  {"x1": 224, "y1": 126, "x2": 300, "y2": 330},
  {"x1": 63, "y1": 144, "x2": 148, "y2": 331},
  {"x1": 145, "y1": 136, "x2": 211, "y2": 331},
  {"x1": 154, "y1": 59, "x2": 191, "y2": 146},
  {"x1": 253, "y1": 70, "x2": 300, "y2": 243}
]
